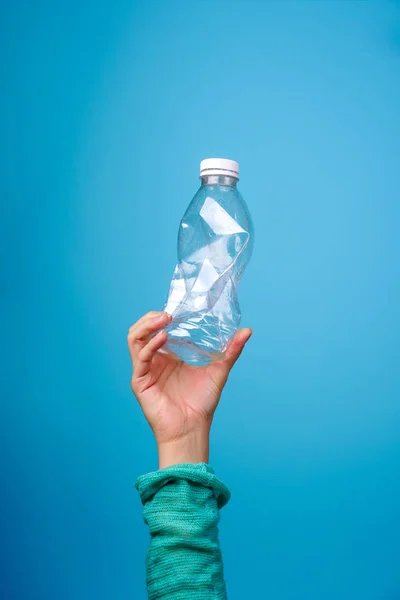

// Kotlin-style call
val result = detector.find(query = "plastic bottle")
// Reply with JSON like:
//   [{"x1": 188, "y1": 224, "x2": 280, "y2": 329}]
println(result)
[{"x1": 160, "y1": 158, "x2": 254, "y2": 365}]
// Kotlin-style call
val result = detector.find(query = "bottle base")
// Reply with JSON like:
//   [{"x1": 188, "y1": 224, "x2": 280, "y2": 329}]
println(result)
[{"x1": 158, "y1": 338, "x2": 226, "y2": 366}]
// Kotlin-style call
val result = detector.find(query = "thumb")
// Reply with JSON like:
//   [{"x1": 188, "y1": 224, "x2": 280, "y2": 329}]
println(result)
[{"x1": 223, "y1": 327, "x2": 253, "y2": 369}]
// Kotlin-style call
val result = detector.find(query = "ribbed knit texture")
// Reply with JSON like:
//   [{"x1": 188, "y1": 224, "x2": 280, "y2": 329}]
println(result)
[{"x1": 136, "y1": 463, "x2": 231, "y2": 600}]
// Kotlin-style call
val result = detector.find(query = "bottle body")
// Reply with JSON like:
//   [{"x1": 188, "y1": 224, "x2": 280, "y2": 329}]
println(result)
[{"x1": 161, "y1": 170, "x2": 254, "y2": 365}]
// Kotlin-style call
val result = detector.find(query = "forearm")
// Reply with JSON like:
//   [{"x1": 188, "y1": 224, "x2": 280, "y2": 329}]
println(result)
[
  {"x1": 136, "y1": 463, "x2": 230, "y2": 600},
  {"x1": 157, "y1": 428, "x2": 210, "y2": 469}
]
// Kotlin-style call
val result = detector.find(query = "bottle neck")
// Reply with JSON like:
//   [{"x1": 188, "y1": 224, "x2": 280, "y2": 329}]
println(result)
[{"x1": 200, "y1": 174, "x2": 238, "y2": 187}]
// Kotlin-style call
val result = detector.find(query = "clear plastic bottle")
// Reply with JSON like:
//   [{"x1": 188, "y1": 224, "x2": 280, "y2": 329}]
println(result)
[{"x1": 161, "y1": 158, "x2": 254, "y2": 365}]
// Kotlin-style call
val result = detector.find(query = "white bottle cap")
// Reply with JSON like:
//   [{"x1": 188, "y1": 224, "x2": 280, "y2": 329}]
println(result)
[{"x1": 200, "y1": 158, "x2": 239, "y2": 179}]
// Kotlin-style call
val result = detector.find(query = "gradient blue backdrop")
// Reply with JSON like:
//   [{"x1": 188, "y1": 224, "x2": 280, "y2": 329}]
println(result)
[{"x1": 2, "y1": 1, "x2": 399, "y2": 598}]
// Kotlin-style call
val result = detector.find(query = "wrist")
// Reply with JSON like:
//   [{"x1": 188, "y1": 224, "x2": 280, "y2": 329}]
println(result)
[{"x1": 157, "y1": 428, "x2": 210, "y2": 469}]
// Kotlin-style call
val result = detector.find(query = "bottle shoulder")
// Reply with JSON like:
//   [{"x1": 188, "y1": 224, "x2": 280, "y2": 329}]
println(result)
[{"x1": 185, "y1": 184, "x2": 253, "y2": 232}]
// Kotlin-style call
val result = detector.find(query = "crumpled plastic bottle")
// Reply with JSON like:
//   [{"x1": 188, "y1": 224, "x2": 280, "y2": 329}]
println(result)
[{"x1": 160, "y1": 158, "x2": 254, "y2": 365}]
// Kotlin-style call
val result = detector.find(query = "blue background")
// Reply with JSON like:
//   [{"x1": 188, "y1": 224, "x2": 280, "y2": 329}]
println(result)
[{"x1": 2, "y1": 1, "x2": 399, "y2": 598}]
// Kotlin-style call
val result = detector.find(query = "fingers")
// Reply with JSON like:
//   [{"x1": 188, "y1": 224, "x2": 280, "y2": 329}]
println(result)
[
  {"x1": 133, "y1": 311, "x2": 171, "y2": 341},
  {"x1": 134, "y1": 330, "x2": 168, "y2": 379},
  {"x1": 128, "y1": 311, "x2": 167, "y2": 338},
  {"x1": 223, "y1": 327, "x2": 252, "y2": 368},
  {"x1": 127, "y1": 311, "x2": 171, "y2": 361}
]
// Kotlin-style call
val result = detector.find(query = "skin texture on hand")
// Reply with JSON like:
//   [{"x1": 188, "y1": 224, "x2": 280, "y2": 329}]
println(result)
[{"x1": 128, "y1": 311, "x2": 252, "y2": 469}]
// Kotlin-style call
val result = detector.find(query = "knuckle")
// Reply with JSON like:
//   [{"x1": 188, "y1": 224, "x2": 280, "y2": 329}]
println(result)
[
  {"x1": 127, "y1": 331, "x2": 136, "y2": 345},
  {"x1": 130, "y1": 375, "x2": 139, "y2": 391}
]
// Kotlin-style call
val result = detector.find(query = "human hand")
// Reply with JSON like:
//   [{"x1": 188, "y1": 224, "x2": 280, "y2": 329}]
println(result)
[{"x1": 128, "y1": 311, "x2": 252, "y2": 468}]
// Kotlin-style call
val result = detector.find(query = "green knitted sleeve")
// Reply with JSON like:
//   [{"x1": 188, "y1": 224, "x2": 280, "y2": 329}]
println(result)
[{"x1": 135, "y1": 463, "x2": 231, "y2": 600}]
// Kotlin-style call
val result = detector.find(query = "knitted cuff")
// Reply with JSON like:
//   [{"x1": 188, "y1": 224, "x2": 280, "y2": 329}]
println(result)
[{"x1": 135, "y1": 462, "x2": 231, "y2": 509}]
